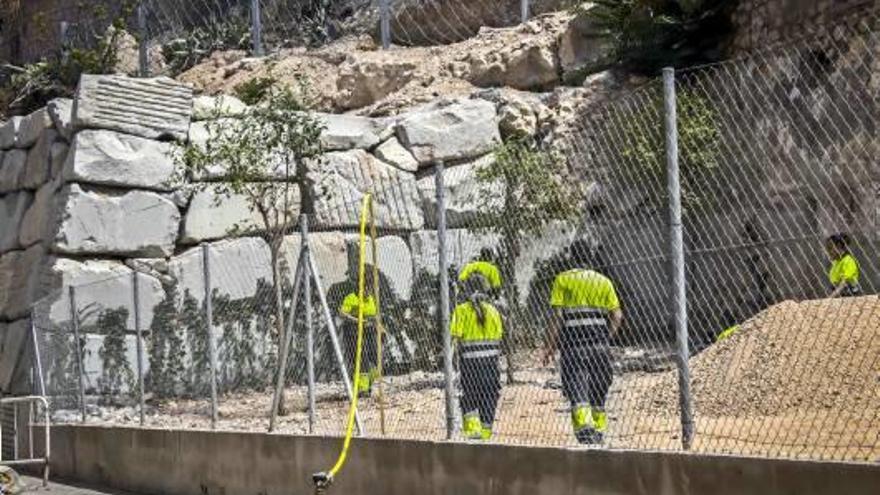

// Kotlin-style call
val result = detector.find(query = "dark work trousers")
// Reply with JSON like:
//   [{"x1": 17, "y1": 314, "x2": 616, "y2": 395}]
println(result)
[
  {"x1": 559, "y1": 308, "x2": 613, "y2": 410},
  {"x1": 459, "y1": 342, "x2": 502, "y2": 426},
  {"x1": 342, "y1": 319, "x2": 378, "y2": 378}
]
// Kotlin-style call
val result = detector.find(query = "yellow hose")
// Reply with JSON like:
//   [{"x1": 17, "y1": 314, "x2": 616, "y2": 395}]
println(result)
[{"x1": 324, "y1": 193, "x2": 372, "y2": 480}]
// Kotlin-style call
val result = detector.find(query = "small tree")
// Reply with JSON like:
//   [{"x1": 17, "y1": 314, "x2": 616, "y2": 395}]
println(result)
[
  {"x1": 177, "y1": 83, "x2": 324, "y2": 413},
  {"x1": 473, "y1": 138, "x2": 581, "y2": 382},
  {"x1": 97, "y1": 307, "x2": 134, "y2": 403}
]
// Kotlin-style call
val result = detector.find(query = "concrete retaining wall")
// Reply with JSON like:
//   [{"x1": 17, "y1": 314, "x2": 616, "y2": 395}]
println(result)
[{"x1": 47, "y1": 425, "x2": 880, "y2": 495}]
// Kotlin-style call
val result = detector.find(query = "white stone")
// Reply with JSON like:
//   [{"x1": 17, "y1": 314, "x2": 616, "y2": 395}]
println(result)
[
  {"x1": 410, "y1": 229, "x2": 501, "y2": 277},
  {"x1": 187, "y1": 119, "x2": 295, "y2": 181},
  {"x1": 19, "y1": 182, "x2": 54, "y2": 247},
  {"x1": 73, "y1": 75, "x2": 193, "y2": 141},
  {"x1": 192, "y1": 95, "x2": 248, "y2": 120},
  {"x1": 558, "y1": 10, "x2": 613, "y2": 83},
  {"x1": 396, "y1": 99, "x2": 500, "y2": 164},
  {"x1": 374, "y1": 137, "x2": 419, "y2": 172},
  {"x1": 0, "y1": 319, "x2": 30, "y2": 393},
  {"x1": 317, "y1": 113, "x2": 386, "y2": 151},
  {"x1": 0, "y1": 149, "x2": 27, "y2": 193},
  {"x1": 47, "y1": 98, "x2": 74, "y2": 141},
  {"x1": 51, "y1": 184, "x2": 180, "y2": 257},
  {"x1": 23, "y1": 129, "x2": 56, "y2": 189},
  {"x1": 281, "y1": 232, "x2": 348, "y2": 294},
  {"x1": 343, "y1": 235, "x2": 413, "y2": 301},
  {"x1": 50, "y1": 141, "x2": 69, "y2": 179},
  {"x1": 0, "y1": 191, "x2": 33, "y2": 252},
  {"x1": 41, "y1": 257, "x2": 165, "y2": 332},
  {"x1": 416, "y1": 155, "x2": 502, "y2": 228},
  {"x1": 0, "y1": 245, "x2": 45, "y2": 320},
  {"x1": 308, "y1": 150, "x2": 424, "y2": 230},
  {"x1": 63, "y1": 130, "x2": 177, "y2": 191},
  {"x1": 181, "y1": 187, "x2": 296, "y2": 244},
  {"x1": 0, "y1": 117, "x2": 22, "y2": 149},
  {"x1": 169, "y1": 237, "x2": 273, "y2": 305},
  {"x1": 18, "y1": 107, "x2": 53, "y2": 149},
  {"x1": 82, "y1": 333, "x2": 148, "y2": 395}
]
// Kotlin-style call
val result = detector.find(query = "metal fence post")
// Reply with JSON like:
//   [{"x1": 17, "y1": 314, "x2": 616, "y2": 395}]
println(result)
[
  {"x1": 202, "y1": 244, "x2": 219, "y2": 429},
  {"x1": 30, "y1": 314, "x2": 46, "y2": 397},
  {"x1": 132, "y1": 272, "x2": 146, "y2": 426},
  {"x1": 379, "y1": 0, "x2": 391, "y2": 49},
  {"x1": 68, "y1": 286, "x2": 86, "y2": 423},
  {"x1": 663, "y1": 67, "x2": 694, "y2": 450},
  {"x1": 137, "y1": 2, "x2": 149, "y2": 77},
  {"x1": 436, "y1": 161, "x2": 455, "y2": 440},
  {"x1": 251, "y1": 0, "x2": 264, "y2": 56},
  {"x1": 59, "y1": 21, "x2": 70, "y2": 66},
  {"x1": 521, "y1": 0, "x2": 530, "y2": 23},
  {"x1": 303, "y1": 215, "x2": 316, "y2": 434}
]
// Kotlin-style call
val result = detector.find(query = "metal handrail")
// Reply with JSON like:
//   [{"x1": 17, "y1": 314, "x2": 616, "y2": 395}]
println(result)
[{"x1": 0, "y1": 396, "x2": 50, "y2": 486}]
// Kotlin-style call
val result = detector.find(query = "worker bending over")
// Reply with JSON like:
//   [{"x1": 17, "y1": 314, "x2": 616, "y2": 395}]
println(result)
[
  {"x1": 339, "y1": 291, "x2": 379, "y2": 396},
  {"x1": 451, "y1": 274, "x2": 504, "y2": 441},
  {"x1": 544, "y1": 242, "x2": 623, "y2": 445},
  {"x1": 826, "y1": 233, "x2": 861, "y2": 298}
]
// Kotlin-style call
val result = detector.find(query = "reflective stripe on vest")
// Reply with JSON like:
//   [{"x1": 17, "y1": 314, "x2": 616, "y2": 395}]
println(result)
[
  {"x1": 460, "y1": 340, "x2": 501, "y2": 360},
  {"x1": 561, "y1": 307, "x2": 608, "y2": 345}
]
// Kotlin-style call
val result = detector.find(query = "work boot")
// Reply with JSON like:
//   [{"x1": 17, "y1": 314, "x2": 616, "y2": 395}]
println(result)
[
  {"x1": 356, "y1": 372, "x2": 372, "y2": 397},
  {"x1": 463, "y1": 412, "x2": 483, "y2": 440},
  {"x1": 481, "y1": 424, "x2": 493, "y2": 441},
  {"x1": 592, "y1": 409, "x2": 608, "y2": 434},
  {"x1": 571, "y1": 404, "x2": 596, "y2": 444},
  {"x1": 575, "y1": 428, "x2": 604, "y2": 445}
]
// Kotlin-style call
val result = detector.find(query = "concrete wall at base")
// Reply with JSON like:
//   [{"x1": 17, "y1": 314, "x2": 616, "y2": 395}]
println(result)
[{"x1": 47, "y1": 425, "x2": 880, "y2": 495}]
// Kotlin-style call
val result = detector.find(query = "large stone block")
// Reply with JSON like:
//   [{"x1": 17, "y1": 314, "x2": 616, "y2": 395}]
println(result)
[
  {"x1": 0, "y1": 149, "x2": 27, "y2": 193},
  {"x1": 50, "y1": 141, "x2": 69, "y2": 180},
  {"x1": 0, "y1": 245, "x2": 45, "y2": 320},
  {"x1": 374, "y1": 137, "x2": 418, "y2": 172},
  {"x1": 0, "y1": 117, "x2": 22, "y2": 149},
  {"x1": 344, "y1": 235, "x2": 413, "y2": 301},
  {"x1": 187, "y1": 120, "x2": 295, "y2": 181},
  {"x1": 62, "y1": 130, "x2": 177, "y2": 191},
  {"x1": 169, "y1": 237, "x2": 273, "y2": 305},
  {"x1": 317, "y1": 113, "x2": 386, "y2": 151},
  {"x1": 309, "y1": 150, "x2": 424, "y2": 230},
  {"x1": 23, "y1": 129, "x2": 57, "y2": 189},
  {"x1": 410, "y1": 229, "x2": 501, "y2": 277},
  {"x1": 0, "y1": 319, "x2": 30, "y2": 393},
  {"x1": 180, "y1": 187, "x2": 298, "y2": 244},
  {"x1": 281, "y1": 232, "x2": 348, "y2": 294},
  {"x1": 416, "y1": 155, "x2": 502, "y2": 228},
  {"x1": 396, "y1": 99, "x2": 500, "y2": 164},
  {"x1": 73, "y1": 75, "x2": 193, "y2": 141},
  {"x1": 192, "y1": 95, "x2": 247, "y2": 120},
  {"x1": 48, "y1": 98, "x2": 74, "y2": 141},
  {"x1": 40, "y1": 257, "x2": 165, "y2": 332},
  {"x1": 0, "y1": 191, "x2": 33, "y2": 253},
  {"x1": 19, "y1": 182, "x2": 54, "y2": 248},
  {"x1": 51, "y1": 184, "x2": 180, "y2": 258},
  {"x1": 19, "y1": 107, "x2": 53, "y2": 149}
]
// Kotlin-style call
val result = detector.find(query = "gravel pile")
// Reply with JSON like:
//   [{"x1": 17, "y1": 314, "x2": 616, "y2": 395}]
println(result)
[{"x1": 633, "y1": 296, "x2": 880, "y2": 418}]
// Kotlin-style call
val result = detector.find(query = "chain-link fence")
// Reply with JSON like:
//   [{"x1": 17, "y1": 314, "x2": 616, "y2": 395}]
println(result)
[{"x1": 24, "y1": 5, "x2": 880, "y2": 465}]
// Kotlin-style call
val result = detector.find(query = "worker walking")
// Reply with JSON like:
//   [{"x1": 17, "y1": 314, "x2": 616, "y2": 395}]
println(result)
[
  {"x1": 826, "y1": 233, "x2": 861, "y2": 298},
  {"x1": 543, "y1": 242, "x2": 623, "y2": 445},
  {"x1": 339, "y1": 290, "x2": 379, "y2": 396},
  {"x1": 451, "y1": 273, "x2": 504, "y2": 441}
]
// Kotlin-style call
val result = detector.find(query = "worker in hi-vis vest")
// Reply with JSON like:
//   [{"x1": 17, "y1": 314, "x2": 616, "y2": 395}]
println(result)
[
  {"x1": 459, "y1": 248, "x2": 503, "y2": 297},
  {"x1": 451, "y1": 273, "x2": 504, "y2": 441},
  {"x1": 339, "y1": 292, "x2": 379, "y2": 396},
  {"x1": 826, "y1": 233, "x2": 861, "y2": 298},
  {"x1": 543, "y1": 242, "x2": 623, "y2": 445}
]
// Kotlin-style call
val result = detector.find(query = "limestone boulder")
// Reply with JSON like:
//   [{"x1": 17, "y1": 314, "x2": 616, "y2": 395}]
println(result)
[
  {"x1": 40, "y1": 257, "x2": 165, "y2": 331},
  {"x1": 335, "y1": 59, "x2": 417, "y2": 111},
  {"x1": 318, "y1": 113, "x2": 387, "y2": 151},
  {"x1": 0, "y1": 245, "x2": 45, "y2": 320},
  {"x1": 0, "y1": 192, "x2": 33, "y2": 253},
  {"x1": 192, "y1": 95, "x2": 248, "y2": 120},
  {"x1": 374, "y1": 137, "x2": 418, "y2": 172},
  {"x1": 416, "y1": 155, "x2": 502, "y2": 228},
  {"x1": 23, "y1": 129, "x2": 56, "y2": 189},
  {"x1": 410, "y1": 229, "x2": 501, "y2": 277},
  {"x1": 396, "y1": 99, "x2": 500, "y2": 164},
  {"x1": 187, "y1": 119, "x2": 296, "y2": 181},
  {"x1": 465, "y1": 41, "x2": 559, "y2": 91},
  {"x1": 309, "y1": 150, "x2": 424, "y2": 230},
  {"x1": 73, "y1": 75, "x2": 193, "y2": 141},
  {"x1": 281, "y1": 232, "x2": 349, "y2": 292},
  {"x1": 63, "y1": 130, "x2": 177, "y2": 191},
  {"x1": 48, "y1": 98, "x2": 74, "y2": 141},
  {"x1": 0, "y1": 117, "x2": 22, "y2": 149},
  {"x1": 18, "y1": 107, "x2": 53, "y2": 149},
  {"x1": 50, "y1": 141, "x2": 70, "y2": 179},
  {"x1": 51, "y1": 184, "x2": 180, "y2": 258},
  {"x1": 344, "y1": 235, "x2": 413, "y2": 301},
  {"x1": 19, "y1": 182, "x2": 54, "y2": 248},
  {"x1": 558, "y1": 9, "x2": 614, "y2": 84},
  {"x1": 0, "y1": 319, "x2": 30, "y2": 393},
  {"x1": 181, "y1": 186, "x2": 300, "y2": 244},
  {"x1": 169, "y1": 237, "x2": 273, "y2": 305},
  {"x1": 81, "y1": 333, "x2": 147, "y2": 394},
  {"x1": 0, "y1": 149, "x2": 27, "y2": 193}
]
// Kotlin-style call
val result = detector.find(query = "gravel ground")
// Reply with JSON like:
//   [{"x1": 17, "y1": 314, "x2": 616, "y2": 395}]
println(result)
[{"x1": 55, "y1": 297, "x2": 880, "y2": 462}]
